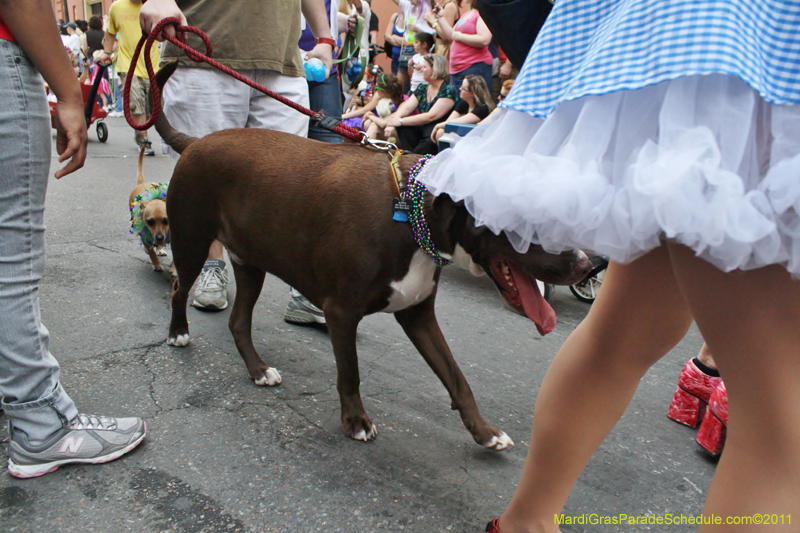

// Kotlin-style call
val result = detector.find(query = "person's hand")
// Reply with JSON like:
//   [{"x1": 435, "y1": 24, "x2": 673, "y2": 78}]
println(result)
[
  {"x1": 347, "y1": 14, "x2": 358, "y2": 37},
  {"x1": 140, "y1": 0, "x2": 187, "y2": 41},
  {"x1": 305, "y1": 43, "x2": 333, "y2": 80},
  {"x1": 384, "y1": 125, "x2": 397, "y2": 139},
  {"x1": 96, "y1": 50, "x2": 113, "y2": 66},
  {"x1": 499, "y1": 60, "x2": 512, "y2": 79},
  {"x1": 430, "y1": 122, "x2": 444, "y2": 141},
  {"x1": 385, "y1": 116, "x2": 402, "y2": 128},
  {"x1": 451, "y1": 30, "x2": 461, "y2": 42},
  {"x1": 370, "y1": 116, "x2": 387, "y2": 129},
  {"x1": 52, "y1": 99, "x2": 88, "y2": 179},
  {"x1": 423, "y1": 11, "x2": 437, "y2": 25}
]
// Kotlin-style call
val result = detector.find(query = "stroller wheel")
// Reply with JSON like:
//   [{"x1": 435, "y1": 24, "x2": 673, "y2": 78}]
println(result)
[{"x1": 97, "y1": 121, "x2": 108, "y2": 143}]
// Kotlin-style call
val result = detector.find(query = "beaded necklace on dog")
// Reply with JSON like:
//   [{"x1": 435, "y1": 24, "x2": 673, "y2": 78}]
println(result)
[
  {"x1": 393, "y1": 154, "x2": 451, "y2": 268},
  {"x1": 129, "y1": 182, "x2": 169, "y2": 247}
]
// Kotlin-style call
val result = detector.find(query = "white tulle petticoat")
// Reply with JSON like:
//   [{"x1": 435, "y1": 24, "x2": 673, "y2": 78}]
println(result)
[{"x1": 419, "y1": 74, "x2": 800, "y2": 276}]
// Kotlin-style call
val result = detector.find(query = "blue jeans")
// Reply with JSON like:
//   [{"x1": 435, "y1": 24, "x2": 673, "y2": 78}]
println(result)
[
  {"x1": 449, "y1": 62, "x2": 493, "y2": 95},
  {"x1": 114, "y1": 69, "x2": 123, "y2": 112},
  {"x1": 307, "y1": 73, "x2": 343, "y2": 144},
  {"x1": 0, "y1": 40, "x2": 79, "y2": 441}
]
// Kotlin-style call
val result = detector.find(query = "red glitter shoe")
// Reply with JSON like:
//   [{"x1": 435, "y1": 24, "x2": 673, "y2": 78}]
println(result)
[
  {"x1": 696, "y1": 381, "x2": 728, "y2": 457},
  {"x1": 667, "y1": 358, "x2": 722, "y2": 428},
  {"x1": 486, "y1": 518, "x2": 504, "y2": 533}
]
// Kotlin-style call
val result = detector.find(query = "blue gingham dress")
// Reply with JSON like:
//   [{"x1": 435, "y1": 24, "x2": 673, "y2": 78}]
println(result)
[
  {"x1": 420, "y1": 0, "x2": 800, "y2": 275},
  {"x1": 505, "y1": 0, "x2": 800, "y2": 118}
]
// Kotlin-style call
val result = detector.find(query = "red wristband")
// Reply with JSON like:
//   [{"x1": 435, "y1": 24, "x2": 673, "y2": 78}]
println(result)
[{"x1": 316, "y1": 37, "x2": 336, "y2": 47}]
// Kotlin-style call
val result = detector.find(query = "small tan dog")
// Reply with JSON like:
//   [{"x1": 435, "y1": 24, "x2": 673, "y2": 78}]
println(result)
[{"x1": 129, "y1": 145, "x2": 169, "y2": 271}]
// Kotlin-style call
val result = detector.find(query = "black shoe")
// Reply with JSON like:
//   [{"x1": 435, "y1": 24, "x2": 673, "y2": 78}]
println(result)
[{"x1": 141, "y1": 139, "x2": 155, "y2": 156}]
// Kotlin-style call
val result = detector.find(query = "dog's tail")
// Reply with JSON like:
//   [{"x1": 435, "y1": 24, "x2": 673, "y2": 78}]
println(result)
[
  {"x1": 153, "y1": 60, "x2": 197, "y2": 155},
  {"x1": 137, "y1": 143, "x2": 145, "y2": 185}
]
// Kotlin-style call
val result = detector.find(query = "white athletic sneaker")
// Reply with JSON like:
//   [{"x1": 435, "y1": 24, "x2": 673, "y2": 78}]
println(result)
[
  {"x1": 191, "y1": 260, "x2": 230, "y2": 311},
  {"x1": 7, "y1": 414, "x2": 146, "y2": 478}
]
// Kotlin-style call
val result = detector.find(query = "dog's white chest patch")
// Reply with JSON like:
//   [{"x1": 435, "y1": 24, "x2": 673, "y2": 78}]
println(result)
[{"x1": 382, "y1": 250, "x2": 438, "y2": 313}]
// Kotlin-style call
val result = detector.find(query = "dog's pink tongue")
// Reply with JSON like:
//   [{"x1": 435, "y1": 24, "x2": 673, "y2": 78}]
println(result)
[{"x1": 509, "y1": 264, "x2": 557, "y2": 335}]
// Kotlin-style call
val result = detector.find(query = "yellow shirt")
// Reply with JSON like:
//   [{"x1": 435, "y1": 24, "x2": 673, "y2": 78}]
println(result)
[{"x1": 107, "y1": 0, "x2": 160, "y2": 77}]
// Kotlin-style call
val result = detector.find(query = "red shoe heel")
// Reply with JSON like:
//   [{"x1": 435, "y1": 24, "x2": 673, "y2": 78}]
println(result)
[
  {"x1": 696, "y1": 382, "x2": 728, "y2": 457},
  {"x1": 667, "y1": 386, "x2": 706, "y2": 427},
  {"x1": 667, "y1": 359, "x2": 721, "y2": 428},
  {"x1": 486, "y1": 518, "x2": 504, "y2": 533}
]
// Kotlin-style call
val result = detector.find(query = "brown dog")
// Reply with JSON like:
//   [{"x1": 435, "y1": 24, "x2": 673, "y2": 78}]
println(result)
[
  {"x1": 155, "y1": 62, "x2": 591, "y2": 449},
  {"x1": 129, "y1": 145, "x2": 169, "y2": 271}
]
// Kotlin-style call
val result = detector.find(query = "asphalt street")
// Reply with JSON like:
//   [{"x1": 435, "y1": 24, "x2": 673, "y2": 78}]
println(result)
[{"x1": 0, "y1": 115, "x2": 715, "y2": 532}]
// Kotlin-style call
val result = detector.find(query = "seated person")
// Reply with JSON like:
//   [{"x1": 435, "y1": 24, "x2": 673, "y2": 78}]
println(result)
[
  {"x1": 359, "y1": 74, "x2": 408, "y2": 135},
  {"x1": 496, "y1": 77, "x2": 514, "y2": 106},
  {"x1": 369, "y1": 54, "x2": 456, "y2": 155},
  {"x1": 342, "y1": 72, "x2": 405, "y2": 131},
  {"x1": 431, "y1": 74, "x2": 494, "y2": 144},
  {"x1": 343, "y1": 63, "x2": 382, "y2": 116}
]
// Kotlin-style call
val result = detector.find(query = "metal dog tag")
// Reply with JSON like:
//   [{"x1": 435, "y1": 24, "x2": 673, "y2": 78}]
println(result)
[{"x1": 392, "y1": 198, "x2": 410, "y2": 222}]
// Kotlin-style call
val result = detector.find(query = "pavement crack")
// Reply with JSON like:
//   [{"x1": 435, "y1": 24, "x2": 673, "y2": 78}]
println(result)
[{"x1": 141, "y1": 345, "x2": 164, "y2": 413}]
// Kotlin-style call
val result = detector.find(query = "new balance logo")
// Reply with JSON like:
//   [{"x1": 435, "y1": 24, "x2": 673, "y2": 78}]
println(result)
[{"x1": 59, "y1": 437, "x2": 85, "y2": 454}]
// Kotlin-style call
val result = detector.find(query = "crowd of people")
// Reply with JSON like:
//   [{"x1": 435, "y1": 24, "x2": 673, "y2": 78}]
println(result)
[
  {"x1": 4, "y1": 1, "x2": 799, "y2": 532},
  {"x1": 346, "y1": 0, "x2": 514, "y2": 155},
  {"x1": 56, "y1": 0, "x2": 516, "y2": 160}
]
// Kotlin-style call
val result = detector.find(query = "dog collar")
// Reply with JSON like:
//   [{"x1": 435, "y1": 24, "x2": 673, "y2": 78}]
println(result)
[
  {"x1": 130, "y1": 182, "x2": 170, "y2": 247},
  {"x1": 407, "y1": 156, "x2": 451, "y2": 268}
]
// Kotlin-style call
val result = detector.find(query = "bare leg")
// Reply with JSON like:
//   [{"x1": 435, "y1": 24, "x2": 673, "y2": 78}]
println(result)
[
  {"x1": 133, "y1": 112, "x2": 148, "y2": 143},
  {"x1": 499, "y1": 245, "x2": 693, "y2": 533},
  {"x1": 364, "y1": 121, "x2": 381, "y2": 140},
  {"x1": 696, "y1": 341, "x2": 716, "y2": 369},
  {"x1": 667, "y1": 244, "x2": 800, "y2": 530},
  {"x1": 206, "y1": 239, "x2": 224, "y2": 262}
]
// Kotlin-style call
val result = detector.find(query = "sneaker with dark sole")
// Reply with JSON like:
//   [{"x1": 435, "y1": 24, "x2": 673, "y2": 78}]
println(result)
[
  {"x1": 284, "y1": 288, "x2": 326, "y2": 325},
  {"x1": 141, "y1": 139, "x2": 155, "y2": 156},
  {"x1": 7, "y1": 414, "x2": 146, "y2": 479},
  {"x1": 191, "y1": 260, "x2": 229, "y2": 311}
]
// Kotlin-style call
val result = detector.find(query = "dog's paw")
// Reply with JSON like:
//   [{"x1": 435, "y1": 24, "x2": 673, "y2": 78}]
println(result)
[
  {"x1": 152, "y1": 264, "x2": 164, "y2": 272},
  {"x1": 483, "y1": 431, "x2": 514, "y2": 451},
  {"x1": 156, "y1": 247, "x2": 168, "y2": 257},
  {"x1": 167, "y1": 333, "x2": 190, "y2": 347},
  {"x1": 253, "y1": 367, "x2": 282, "y2": 386},
  {"x1": 344, "y1": 419, "x2": 377, "y2": 442},
  {"x1": 352, "y1": 427, "x2": 377, "y2": 442}
]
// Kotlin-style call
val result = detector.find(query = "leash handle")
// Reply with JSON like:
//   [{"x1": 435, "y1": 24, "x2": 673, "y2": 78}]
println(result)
[{"x1": 124, "y1": 18, "x2": 366, "y2": 143}]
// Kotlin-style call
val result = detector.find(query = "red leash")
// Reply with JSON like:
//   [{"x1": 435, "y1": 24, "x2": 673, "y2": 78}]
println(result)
[{"x1": 123, "y1": 17, "x2": 366, "y2": 143}]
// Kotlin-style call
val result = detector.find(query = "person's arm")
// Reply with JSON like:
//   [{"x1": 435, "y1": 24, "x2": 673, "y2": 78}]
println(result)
[
  {"x1": 498, "y1": 46, "x2": 512, "y2": 79},
  {"x1": 95, "y1": 28, "x2": 116, "y2": 65},
  {"x1": 428, "y1": 3, "x2": 458, "y2": 42},
  {"x1": 452, "y1": 111, "x2": 481, "y2": 124},
  {"x1": 372, "y1": 94, "x2": 418, "y2": 128},
  {"x1": 79, "y1": 59, "x2": 90, "y2": 84},
  {"x1": 301, "y1": 0, "x2": 334, "y2": 76},
  {"x1": 384, "y1": 13, "x2": 404, "y2": 48},
  {"x1": 0, "y1": 1, "x2": 87, "y2": 178},
  {"x1": 429, "y1": 108, "x2": 463, "y2": 141},
  {"x1": 452, "y1": 17, "x2": 491, "y2": 48},
  {"x1": 139, "y1": 0, "x2": 188, "y2": 40},
  {"x1": 341, "y1": 90, "x2": 382, "y2": 120},
  {"x1": 387, "y1": 96, "x2": 454, "y2": 127}
]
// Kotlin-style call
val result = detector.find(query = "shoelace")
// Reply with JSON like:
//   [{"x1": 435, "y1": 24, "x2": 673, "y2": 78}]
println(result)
[
  {"x1": 71, "y1": 414, "x2": 117, "y2": 431},
  {"x1": 198, "y1": 267, "x2": 229, "y2": 291}
]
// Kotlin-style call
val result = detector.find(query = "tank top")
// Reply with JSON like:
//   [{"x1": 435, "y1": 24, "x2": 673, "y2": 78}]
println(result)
[
  {"x1": 391, "y1": 13, "x2": 404, "y2": 61},
  {"x1": 448, "y1": 9, "x2": 492, "y2": 74}
]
